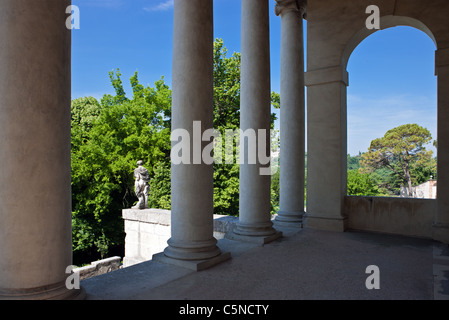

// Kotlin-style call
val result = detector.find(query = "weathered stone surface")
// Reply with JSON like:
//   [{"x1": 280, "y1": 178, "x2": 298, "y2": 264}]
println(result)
[
  {"x1": 344, "y1": 196, "x2": 435, "y2": 238},
  {"x1": 74, "y1": 257, "x2": 122, "y2": 280}
]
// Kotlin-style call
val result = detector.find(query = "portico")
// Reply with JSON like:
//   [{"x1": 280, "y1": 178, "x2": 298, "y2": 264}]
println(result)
[{"x1": 0, "y1": 0, "x2": 448, "y2": 300}]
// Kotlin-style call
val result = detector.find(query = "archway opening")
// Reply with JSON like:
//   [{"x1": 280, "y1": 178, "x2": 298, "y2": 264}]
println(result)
[{"x1": 346, "y1": 25, "x2": 437, "y2": 199}]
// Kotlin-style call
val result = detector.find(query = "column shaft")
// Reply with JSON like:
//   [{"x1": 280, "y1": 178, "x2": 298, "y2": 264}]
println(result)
[
  {"x1": 163, "y1": 0, "x2": 222, "y2": 261},
  {"x1": 234, "y1": 0, "x2": 280, "y2": 241},
  {"x1": 0, "y1": 0, "x2": 83, "y2": 299},
  {"x1": 275, "y1": 1, "x2": 306, "y2": 226},
  {"x1": 434, "y1": 48, "x2": 449, "y2": 243}
]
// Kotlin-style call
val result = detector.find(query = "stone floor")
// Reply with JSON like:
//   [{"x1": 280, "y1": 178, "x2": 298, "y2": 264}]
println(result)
[{"x1": 82, "y1": 224, "x2": 449, "y2": 300}]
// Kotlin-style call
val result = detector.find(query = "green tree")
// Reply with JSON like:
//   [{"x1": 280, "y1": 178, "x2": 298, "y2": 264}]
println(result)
[
  {"x1": 360, "y1": 124, "x2": 435, "y2": 196},
  {"x1": 368, "y1": 167, "x2": 400, "y2": 195},
  {"x1": 148, "y1": 161, "x2": 171, "y2": 209},
  {"x1": 270, "y1": 169, "x2": 280, "y2": 214},
  {"x1": 347, "y1": 170, "x2": 382, "y2": 196},
  {"x1": 71, "y1": 70, "x2": 171, "y2": 261},
  {"x1": 71, "y1": 96, "x2": 103, "y2": 134},
  {"x1": 347, "y1": 154, "x2": 362, "y2": 171}
]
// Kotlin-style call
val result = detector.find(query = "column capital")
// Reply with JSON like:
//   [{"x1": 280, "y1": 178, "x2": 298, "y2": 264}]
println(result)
[{"x1": 275, "y1": 0, "x2": 307, "y2": 19}]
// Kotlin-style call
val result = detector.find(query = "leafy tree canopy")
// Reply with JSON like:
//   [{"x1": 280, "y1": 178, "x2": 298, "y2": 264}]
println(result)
[
  {"x1": 347, "y1": 169, "x2": 383, "y2": 196},
  {"x1": 360, "y1": 123, "x2": 435, "y2": 195}
]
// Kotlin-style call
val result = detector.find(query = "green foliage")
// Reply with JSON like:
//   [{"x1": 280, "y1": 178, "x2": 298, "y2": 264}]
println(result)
[
  {"x1": 347, "y1": 170, "x2": 383, "y2": 196},
  {"x1": 368, "y1": 167, "x2": 401, "y2": 195},
  {"x1": 71, "y1": 96, "x2": 103, "y2": 134},
  {"x1": 412, "y1": 157, "x2": 437, "y2": 184},
  {"x1": 355, "y1": 123, "x2": 437, "y2": 196},
  {"x1": 360, "y1": 124, "x2": 435, "y2": 195},
  {"x1": 347, "y1": 154, "x2": 361, "y2": 171},
  {"x1": 211, "y1": 39, "x2": 241, "y2": 216},
  {"x1": 148, "y1": 161, "x2": 171, "y2": 209},
  {"x1": 213, "y1": 39, "x2": 241, "y2": 129},
  {"x1": 270, "y1": 169, "x2": 280, "y2": 215},
  {"x1": 71, "y1": 70, "x2": 171, "y2": 259}
]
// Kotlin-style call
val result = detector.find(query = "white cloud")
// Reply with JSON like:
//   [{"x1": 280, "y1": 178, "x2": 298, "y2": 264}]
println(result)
[{"x1": 144, "y1": 0, "x2": 174, "y2": 12}]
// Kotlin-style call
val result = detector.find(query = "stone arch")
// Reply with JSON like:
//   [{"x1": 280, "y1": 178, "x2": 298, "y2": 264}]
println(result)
[
  {"x1": 341, "y1": 17, "x2": 449, "y2": 241},
  {"x1": 342, "y1": 15, "x2": 437, "y2": 70},
  {"x1": 305, "y1": 1, "x2": 449, "y2": 242},
  {"x1": 343, "y1": 15, "x2": 438, "y2": 192},
  {"x1": 341, "y1": 17, "x2": 440, "y2": 238}
]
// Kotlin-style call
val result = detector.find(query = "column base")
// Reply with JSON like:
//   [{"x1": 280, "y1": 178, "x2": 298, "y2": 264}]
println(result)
[
  {"x1": 233, "y1": 220, "x2": 278, "y2": 236},
  {"x1": 153, "y1": 251, "x2": 231, "y2": 271},
  {"x1": 0, "y1": 283, "x2": 86, "y2": 300},
  {"x1": 274, "y1": 210, "x2": 304, "y2": 228},
  {"x1": 303, "y1": 213, "x2": 347, "y2": 232},
  {"x1": 433, "y1": 223, "x2": 449, "y2": 244},
  {"x1": 226, "y1": 230, "x2": 282, "y2": 245},
  {"x1": 228, "y1": 220, "x2": 282, "y2": 244},
  {"x1": 163, "y1": 237, "x2": 222, "y2": 261}
]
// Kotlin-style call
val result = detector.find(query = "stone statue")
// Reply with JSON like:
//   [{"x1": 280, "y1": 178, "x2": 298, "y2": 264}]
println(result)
[{"x1": 132, "y1": 160, "x2": 150, "y2": 209}]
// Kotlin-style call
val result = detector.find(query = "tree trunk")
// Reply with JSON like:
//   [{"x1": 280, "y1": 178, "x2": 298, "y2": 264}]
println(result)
[{"x1": 405, "y1": 165, "x2": 413, "y2": 197}]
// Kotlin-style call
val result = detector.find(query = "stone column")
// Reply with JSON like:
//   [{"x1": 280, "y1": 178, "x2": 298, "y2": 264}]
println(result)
[
  {"x1": 434, "y1": 47, "x2": 449, "y2": 244},
  {"x1": 155, "y1": 0, "x2": 230, "y2": 270},
  {"x1": 0, "y1": 0, "x2": 84, "y2": 299},
  {"x1": 231, "y1": 0, "x2": 281, "y2": 244},
  {"x1": 305, "y1": 66, "x2": 349, "y2": 232},
  {"x1": 274, "y1": 0, "x2": 306, "y2": 227}
]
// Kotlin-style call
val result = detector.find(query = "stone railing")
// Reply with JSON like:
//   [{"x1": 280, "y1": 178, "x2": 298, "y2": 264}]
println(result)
[
  {"x1": 73, "y1": 256, "x2": 122, "y2": 280},
  {"x1": 344, "y1": 196, "x2": 436, "y2": 238},
  {"x1": 122, "y1": 208, "x2": 238, "y2": 267}
]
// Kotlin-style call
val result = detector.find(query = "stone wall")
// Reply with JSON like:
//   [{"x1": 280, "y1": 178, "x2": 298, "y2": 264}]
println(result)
[
  {"x1": 73, "y1": 256, "x2": 121, "y2": 280},
  {"x1": 122, "y1": 208, "x2": 238, "y2": 267},
  {"x1": 400, "y1": 180, "x2": 437, "y2": 199},
  {"x1": 344, "y1": 196, "x2": 436, "y2": 238}
]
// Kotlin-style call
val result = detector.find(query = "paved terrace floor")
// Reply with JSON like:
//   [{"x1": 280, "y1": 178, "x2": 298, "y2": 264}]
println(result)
[{"x1": 82, "y1": 224, "x2": 449, "y2": 300}]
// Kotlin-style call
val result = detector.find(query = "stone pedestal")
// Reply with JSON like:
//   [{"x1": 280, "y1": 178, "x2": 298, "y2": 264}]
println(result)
[{"x1": 123, "y1": 209, "x2": 172, "y2": 267}]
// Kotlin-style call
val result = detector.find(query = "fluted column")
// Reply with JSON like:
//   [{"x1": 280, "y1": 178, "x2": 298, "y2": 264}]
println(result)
[
  {"x1": 156, "y1": 0, "x2": 230, "y2": 270},
  {"x1": 274, "y1": 0, "x2": 306, "y2": 227},
  {"x1": 232, "y1": 0, "x2": 282, "y2": 244},
  {"x1": 0, "y1": 0, "x2": 84, "y2": 299}
]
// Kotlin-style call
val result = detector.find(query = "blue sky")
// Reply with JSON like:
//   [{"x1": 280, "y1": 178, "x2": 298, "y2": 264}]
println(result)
[
  {"x1": 347, "y1": 25, "x2": 437, "y2": 156},
  {"x1": 71, "y1": 0, "x2": 437, "y2": 156}
]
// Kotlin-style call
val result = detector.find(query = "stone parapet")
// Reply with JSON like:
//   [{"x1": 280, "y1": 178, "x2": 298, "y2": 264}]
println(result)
[
  {"x1": 74, "y1": 257, "x2": 122, "y2": 280},
  {"x1": 122, "y1": 209, "x2": 238, "y2": 267}
]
